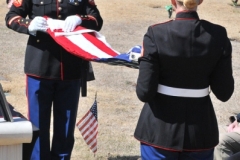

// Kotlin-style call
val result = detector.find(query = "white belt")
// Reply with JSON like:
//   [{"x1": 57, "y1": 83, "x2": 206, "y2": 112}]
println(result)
[{"x1": 157, "y1": 84, "x2": 209, "y2": 98}]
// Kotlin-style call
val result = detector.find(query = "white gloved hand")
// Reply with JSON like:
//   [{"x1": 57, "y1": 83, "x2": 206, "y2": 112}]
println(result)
[
  {"x1": 28, "y1": 16, "x2": 48, "y2": 35},
  {"x1": 63, "y1": 15, "x2": 82, "y2": 32}
]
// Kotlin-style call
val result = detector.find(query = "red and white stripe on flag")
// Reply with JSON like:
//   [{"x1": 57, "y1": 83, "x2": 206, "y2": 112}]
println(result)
[
  {"x1": 46, "y1": 18, "x2": 120, "y2": 61},
  {"x1": 76, "y1": 100, "x2": 98, "y2": 153}
]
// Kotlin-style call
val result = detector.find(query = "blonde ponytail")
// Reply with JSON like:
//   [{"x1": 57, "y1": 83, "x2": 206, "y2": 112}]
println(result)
[{"x1": 182, "y1": 0, "x2": 199, "y2": 9}]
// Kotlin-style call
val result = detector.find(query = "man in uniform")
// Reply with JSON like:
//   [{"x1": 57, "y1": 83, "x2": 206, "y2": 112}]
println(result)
[
  {"x1": 134, "y1": 0, "x2": 234, "y2": 159},
  {"x1": 5, "y1": 0, "x2": 103, "y2": 159}
]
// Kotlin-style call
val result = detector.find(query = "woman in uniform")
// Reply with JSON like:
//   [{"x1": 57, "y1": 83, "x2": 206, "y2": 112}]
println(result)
[{"x1": 134, "y1": 0, "x2": 234, "y2": 159}]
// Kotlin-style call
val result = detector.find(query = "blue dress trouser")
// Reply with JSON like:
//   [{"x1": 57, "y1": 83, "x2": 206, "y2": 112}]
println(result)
[
  {"x1": 141, "y1": 143, "x2": 214, "y2": 160},
  {"x1": 26, "y1": 76, "x2": 81, "y2": 160}
]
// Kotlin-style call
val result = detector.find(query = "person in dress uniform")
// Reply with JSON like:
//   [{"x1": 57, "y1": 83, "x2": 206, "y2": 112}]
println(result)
[
  {"x1": 5, "y1": 0, "x2": 102, "y2": 159},
  {"x1": 134, "y1": 0, "x2": 234, "y2": 159}
]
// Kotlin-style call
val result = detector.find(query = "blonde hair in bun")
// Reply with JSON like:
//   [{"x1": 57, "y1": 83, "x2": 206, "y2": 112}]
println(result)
[{"x1": 178, "y1": 0, "x2": 199, "y2": 9}]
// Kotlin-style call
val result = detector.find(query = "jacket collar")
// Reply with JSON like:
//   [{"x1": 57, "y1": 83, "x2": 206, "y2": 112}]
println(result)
[{"x1": 175, "y1": 11, "x2": 199, "y2": 20}]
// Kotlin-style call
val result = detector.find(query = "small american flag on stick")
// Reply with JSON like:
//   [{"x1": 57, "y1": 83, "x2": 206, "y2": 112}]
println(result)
[{"x1": 76, "y1": 96, "x2": 98, "y2": 153}]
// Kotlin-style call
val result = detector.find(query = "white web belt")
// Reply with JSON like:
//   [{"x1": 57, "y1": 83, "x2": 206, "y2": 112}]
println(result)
[{"x1": 157, "y1": 84, "x2": 209, "y2": 98}]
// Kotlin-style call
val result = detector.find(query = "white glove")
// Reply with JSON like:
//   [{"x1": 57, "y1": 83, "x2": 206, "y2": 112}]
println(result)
[
  {"x1": 28, "y1": 16, "x2": 48, "y2": 35},
  {"x1": 63, "y1": 15, "x2": 82, "y2": 32}
]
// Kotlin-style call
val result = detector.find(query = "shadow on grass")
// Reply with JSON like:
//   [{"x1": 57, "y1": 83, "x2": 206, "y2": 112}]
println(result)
[{"x1": 108, "y1": 155, "x2": 141, "y2": 160}]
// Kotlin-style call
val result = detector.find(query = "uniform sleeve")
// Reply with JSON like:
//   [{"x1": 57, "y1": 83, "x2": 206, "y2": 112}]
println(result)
[
  {"x1": 210, "y1": 31, "x2": 234, "y2": 102},
  {"x1": 5, "y1": 0, "x2": 32, "y2": 35},
  {"x1": 136, "y1": 26, "x2": 159, "y2": 102},
  {"x1": 78, "y1": 0, "x2": 103, "y2": 31}
]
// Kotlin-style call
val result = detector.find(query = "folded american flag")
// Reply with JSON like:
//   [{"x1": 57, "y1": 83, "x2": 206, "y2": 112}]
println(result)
[{"x1": 46, "y1": 18, "x2": 141, "y2": 69}]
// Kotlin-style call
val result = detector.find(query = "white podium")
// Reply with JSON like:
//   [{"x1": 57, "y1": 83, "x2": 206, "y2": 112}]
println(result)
[
  {"x1": 0, "y1": 117, "x2": 33, "y2": 160},
  {"x1": 0, "y1": 83, "x2": 38, "y2": 160}
]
